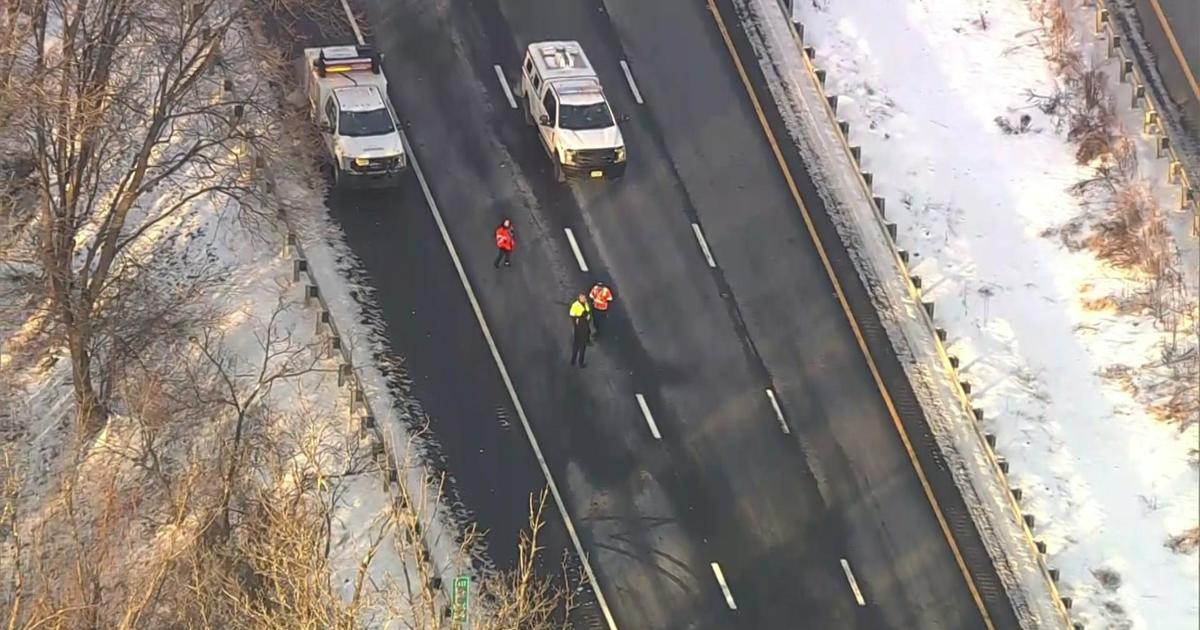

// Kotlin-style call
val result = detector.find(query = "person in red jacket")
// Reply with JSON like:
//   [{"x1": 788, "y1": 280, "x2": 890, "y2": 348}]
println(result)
[{"x1": 494, "y1": 219, "x2": 515, "y2": 268}]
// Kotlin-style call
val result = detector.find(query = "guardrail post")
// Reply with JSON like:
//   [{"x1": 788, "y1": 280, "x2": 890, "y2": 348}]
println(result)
[
  {"x1": 1094, "y1": 7, "x2": 1108, "y2": 34},
  {"x1": 803, "y1": 45, "x2": 815, "y2": 60},
  {"x1": 285, "y1": 232, "x2": 298, "y2": 257},
  {"x1": 861, "y1": 171, "x2": 873, "y2": 188},
  {"x1": 884, "y1": 222, "x2": 897, "y2": 239},
  {"x1": 973, "y1": 408, "x2": 984, "y2": 422},
  {"x1": 1167, "y1": 160, "x2": 1182, "y2": 183},
  {"x1": 921, "y1": 301, "x2": 935, "y2": 317},
  {"x1": 1106, "y1": 33, "x2": 1120, "y2": 59},
  {"x1": 827, "y1": 94, "x2": 838, "y2": 112},
  {"x1": 1012, "y1": 487, "x2": 1023, "y2": 501},
  {"x1": 1036, "y1": 540, "x2": 1047, "y2": 554},
  {"x1": 304, "y1": 284, "x2": 319, "y2": 306},
  {"x1": 997, "y1": 458, "x2": 1009, "y2": 473},
  {"x1": 873, "y1": 196, "x2": 886, "y2": 216},
  {"x1": 292, "y1": 258, "x2": 307, "y2": 282},
  {"x1": 1143, "y1": 109, "x2": 1158, "y2": 134},
  {"x1": 315, "y1": 309, "x2": 330, "y2": 336},
  {"x1": 1023, "y1": 513, "x2": 1036, "y2": 529},
  {"x1": 849, "y1": 145, "x2": 861, "y2": 163},
  {"x1": 947, "y1": 355, "x2": 959, "y2": 368},
  {"x1": 959, "y1": 381, "x2": 972, "y2": 394},
  {"x1": 897, "y1": 249, "x2": 909, "y2": 264},
  {"x1": 327, "y1": 335, "x2": 342, "y2": 359},
  {"x1": 815, "y1": 69, "x2": 827, "y2": 86},
  {"x1": 1155, "y1": 135, "x2": 1171, "y2": 159},
  {"x1": 1119, "y1": 58, "x2": 1132, "y2": 83},
  {"x1": 838, "y1": 119, "x2": 849, "y2": 136},
  {"x1": 910, "y1": 275, "x2": 923, "y2": 290},
  {"x1": 338, "y1": 363, "x2": 352, "y2": 387},
  {"x1": 1131, "y1": 82, "x2": 1144, "y2": 108}
]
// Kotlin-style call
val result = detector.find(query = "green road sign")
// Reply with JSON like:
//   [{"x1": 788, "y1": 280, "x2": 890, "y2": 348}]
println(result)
[{"x1": 451, "y1": 575, "x2": 471, "y2": 625}]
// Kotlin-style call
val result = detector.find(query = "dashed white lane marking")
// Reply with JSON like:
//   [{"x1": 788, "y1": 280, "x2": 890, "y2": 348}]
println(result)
[
  {"x1": 493, "y1": 64, "x2": 517, "y2": 109},
  {"x1": 564, "y1": 228, "x2": 589, "y2": 272},
  {"x1": 334, "y1": 4, "x2": 618, "y2": 630},
  {"x1": 765, "y1": 388, "x2": 790, "y2": 434},
  {"x1": 841, "y1": 558, "x2": 867, "y2": 606},
  {"x1": 635, "y1": 394, "x2": 662, "y2": 440},
  {"x1": 691, "y1": 223, "x2": 717, "y2": 268},
  {"x1": 619, "y1": 60, "x2": 644, "y2": 105},
  {"x1": 711, "y1": 562, "x2": 738, "y2": 610}
]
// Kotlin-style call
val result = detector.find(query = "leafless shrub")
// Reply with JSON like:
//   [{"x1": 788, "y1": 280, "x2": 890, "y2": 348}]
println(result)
[{"x1": 1166, "y1": 526, "x2": 1200, "y2": 554}]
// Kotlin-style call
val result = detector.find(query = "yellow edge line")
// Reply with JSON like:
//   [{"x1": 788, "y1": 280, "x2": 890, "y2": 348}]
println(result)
[
  {"x1": 703, "y1": 1, "x2": 996, "y2": 628},
  {"x1": 1143, "y1": 0, "x2": 1200, "y2": 103}
]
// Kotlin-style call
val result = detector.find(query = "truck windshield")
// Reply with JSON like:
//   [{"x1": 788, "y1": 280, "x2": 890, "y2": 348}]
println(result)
[
  {"x1": 559, "y1": 103, "x2": 614, "y2": 131},
  {"x1": 338, "y1": 108, "x2": 395, "y2": 137}
]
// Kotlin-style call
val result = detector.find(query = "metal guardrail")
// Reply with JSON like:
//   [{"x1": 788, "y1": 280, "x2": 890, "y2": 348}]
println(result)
[
  {"x1": 218, "y1": 25, "x2": 457, "y2": 619},
  {"x1": 1092, "y1": 0, "x2": 1200, "y2": 236},
  {"x1": 774, "y1": 0, "x2": 1081, "y2": 627}
]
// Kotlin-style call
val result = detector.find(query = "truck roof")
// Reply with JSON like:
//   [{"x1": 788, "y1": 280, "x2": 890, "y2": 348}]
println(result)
[
  {"x1": 553, "y1": 78, "x2": 606, "y2": 105},
  {"x1": 526, "y1": 41, "x2": 597, "y2": 82},
  {"x1": 334, "y1": 86, "x2": 386, "y2": 111}
]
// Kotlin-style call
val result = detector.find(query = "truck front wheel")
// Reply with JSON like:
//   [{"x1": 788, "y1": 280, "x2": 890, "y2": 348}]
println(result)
[{"x1": 523, "y1": 94, "x2": 534, "y2": 126}]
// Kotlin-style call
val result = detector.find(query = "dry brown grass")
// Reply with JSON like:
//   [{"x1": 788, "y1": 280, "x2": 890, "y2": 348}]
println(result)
[{"x1": 1166, "y1": 526, "x2": 1200, "y2": 554}]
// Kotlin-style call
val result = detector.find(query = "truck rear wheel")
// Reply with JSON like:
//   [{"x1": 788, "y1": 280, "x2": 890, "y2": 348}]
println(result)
[{"x1": 523, "y1": 95, "x2": 534, "y2": 126}]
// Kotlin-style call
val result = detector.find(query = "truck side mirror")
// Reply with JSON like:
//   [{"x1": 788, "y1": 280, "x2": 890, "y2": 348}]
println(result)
[
  {"x1": 538, "y1": 114, "x2": 550, "y2": 126},
  {"x1": 618, "y1": 113, "x2": 630, "y2": 123}
]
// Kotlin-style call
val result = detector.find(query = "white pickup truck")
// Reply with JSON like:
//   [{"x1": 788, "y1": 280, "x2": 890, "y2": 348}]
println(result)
[
  {"x1": 519, "y1": 41, "x2": 627, "y2": 182},
  {"x1": 302, "y1": 45, "x2": 406, "y2": 188}
]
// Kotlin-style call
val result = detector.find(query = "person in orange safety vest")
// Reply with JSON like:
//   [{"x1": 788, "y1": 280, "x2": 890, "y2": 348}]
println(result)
[
  {"x1": 493, "y1": 219, "x2": 515, "y2": 268},
  {"x1": 588, "y1": 281, "x2": 614, "y2": 338}
]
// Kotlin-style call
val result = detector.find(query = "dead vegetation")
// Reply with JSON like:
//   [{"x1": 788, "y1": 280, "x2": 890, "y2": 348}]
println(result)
[
  {"x1": 1025, "y1": 0, "x2": 1199, "y2": 428},
  {"x1": 1165, "y1": 526, "x2": 1200, "y2": 554},
  {"x1": 0, "y1": 0, "x2": 582, "y2": 627}
]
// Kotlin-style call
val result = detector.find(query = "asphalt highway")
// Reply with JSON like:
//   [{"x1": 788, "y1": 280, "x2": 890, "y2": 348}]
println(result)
[{"x1": 280, "y1": 0, "x2": 1028, "y2": 627}]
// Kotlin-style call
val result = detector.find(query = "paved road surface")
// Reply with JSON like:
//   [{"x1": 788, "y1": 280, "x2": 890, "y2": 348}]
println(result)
[
  {"x1": 279, "y1": 0, "x2": 1028, "y2": 627},
  {"x1": 1113, "y1": 0, "x2": 1200, "y2": 167}
]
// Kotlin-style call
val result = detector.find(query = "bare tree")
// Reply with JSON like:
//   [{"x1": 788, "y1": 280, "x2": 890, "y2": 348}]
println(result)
[{"x1": 13, "y1": 0, "x2": 336, "y2": 434}]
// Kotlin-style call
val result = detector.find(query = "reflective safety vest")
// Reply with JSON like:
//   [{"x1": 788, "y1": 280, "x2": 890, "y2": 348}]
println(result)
[
  {"x1": 495, "y1": 226, "x2": 514, "y2": 251},
  {"x1": 569, "y1": 300, "x2": 590, "y2": 319},
  {"x1": 589, "y1": 285, "x2": 613, "y2": 310}
]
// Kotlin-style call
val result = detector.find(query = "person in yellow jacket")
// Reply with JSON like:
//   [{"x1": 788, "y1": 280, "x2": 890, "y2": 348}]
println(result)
[{"x1": 569, "y1": 294, "x2": 591, "y2": 367}]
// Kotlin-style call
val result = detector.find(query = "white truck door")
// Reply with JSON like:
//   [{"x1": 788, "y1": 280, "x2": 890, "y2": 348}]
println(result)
[
  {"x1": 538, "y1": 88, "x2": 558, "y2": 156},
  {"x1": 322, "y1": 96, "x2": 339, "y2": 157}
]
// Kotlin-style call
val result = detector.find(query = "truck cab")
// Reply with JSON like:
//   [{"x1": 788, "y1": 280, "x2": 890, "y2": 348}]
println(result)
[
  {"x1": 303, "y1": 45, "x2": 406, "y2": 188},
  {"x1": 519, "y1": 41, "x2": 627, "y2": 181}
]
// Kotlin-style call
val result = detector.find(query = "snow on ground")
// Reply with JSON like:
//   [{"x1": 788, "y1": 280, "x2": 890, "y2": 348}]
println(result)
[
  {"x1": 791, "y1": 0, "x2": 1199, "y2": 627},
  {"x1": 0, "y1": 20, "x2": 418, "y2": 627}
]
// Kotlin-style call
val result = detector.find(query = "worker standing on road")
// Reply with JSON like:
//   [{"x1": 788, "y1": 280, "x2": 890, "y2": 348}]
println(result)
[
  {"x1": 569, "y1": 294, "x2": 591, "y2": 367},
  {"x1": 588, "y1": 281, "x2": 614, "y2": 338},
  {"x1": 493, "y1": 219, "x2": 515, "y2": 268}
]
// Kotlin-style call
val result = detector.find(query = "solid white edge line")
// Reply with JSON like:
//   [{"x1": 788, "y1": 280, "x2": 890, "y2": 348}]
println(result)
[
  {"x1": 564, "y1": 228, "x2": 589, "y2": 272},
  {"x1": 691, "y1": 222, "x2": 717, "y2": 268},
  {"x1": 335, "y1": 5, "x2": 619, "y2": 630},
  {"x1": 710, "y1": 562, "x2": 738, "y2": 610},
  {"x1": 840, "y1": 558, "x2": 867, "y2": 606},
  {"x1": 338, "y1": 0, "x2": 366, "y2": 46},
  {"x1": 635, "y1": 393, "x2": 662, "y2": 440},
  {"x1": 765, "y1": 388, "x2": 790, "y2": 434},
  {"x1": 619, "y1": 60, "x2": 644, "y2": 105},
  {"x1": 493, "y1": 64, "x2": 517, "y2": 109}
]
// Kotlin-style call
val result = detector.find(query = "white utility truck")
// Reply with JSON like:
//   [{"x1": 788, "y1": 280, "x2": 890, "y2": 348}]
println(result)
[
  {"x1": 303, "y1": 45, "x2": 406, "y2": 187},
  {"x1": 518, "y1": 41, "x2": 626, "y2": 182}
]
